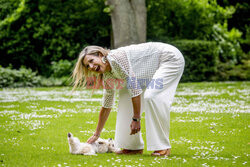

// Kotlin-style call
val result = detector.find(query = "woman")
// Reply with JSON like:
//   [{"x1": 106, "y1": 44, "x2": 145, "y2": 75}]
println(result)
[{"x1": 72, "y1": 42, "x2": 185, "y2": 156}]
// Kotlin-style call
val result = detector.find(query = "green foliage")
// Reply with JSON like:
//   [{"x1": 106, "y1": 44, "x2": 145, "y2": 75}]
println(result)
[
  {"x1": 217, "y1": 0, "x2": 250, "y2": 40},
  {"x1": 0, "y1": 0, "x2": 20, "y2": 20},
  {"x1": 147, "y1": 0, "x2": 234, "y2": 40},
  {"x1": 147, "y1": 0, "x2": 248, "y2": 81},
  {"x1": 0, "y1": 0, "x2": 110, "y2": 76},
  {"x1": 40, "y1": 76, "x2": 72, "y2": 87},
  {"x1": 233, "y1": 2, "x2": 250, "y2": 54},
  {"x1": 0, "y1": 65, "x2": 41, "y2": 88},
  {"x1": 0, "y1": 0, "x2": 26, "y2": 28},
  {"x1": 169, "y1": 39, "x2": 249, "y2": 81},
  {"x1": 170, "y1": 40, "x2": 219, "y2": 82},
  {"x1": 44, "y1": 59, "x2": 75, "y2": 87},
  {"x1": 212, "y1": 23, "x2": 243, "y2": 64},
  {"x1": 0, "y1": 65, "x2": 73, "y2": 88},
  {"x1": 217, "y1": 60, "x2": 250, "y2": 81},
  {"x1": 0, "y1": 0, "x2": 248, "y2": 82},
  {"x1": 51, "y1": 59, "x2": 74, "y2": 78},
  {"x1": 241, "y1": 26, "x2": 250, "y2": 53}
]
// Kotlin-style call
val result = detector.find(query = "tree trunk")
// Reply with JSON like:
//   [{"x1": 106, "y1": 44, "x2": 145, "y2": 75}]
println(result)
[{"x1": 107, "y1": 0, "x2": 146, "y2": 48}]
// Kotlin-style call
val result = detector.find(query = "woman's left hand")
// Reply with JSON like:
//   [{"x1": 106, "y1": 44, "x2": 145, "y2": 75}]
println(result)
[{"x1": 130, "y1": 121, "x2": 141, "y2": 135}]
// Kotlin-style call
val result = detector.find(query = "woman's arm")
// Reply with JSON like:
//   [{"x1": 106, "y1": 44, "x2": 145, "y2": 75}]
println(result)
[
  {"x1": 132, "y1": 95, "x2": 141, "y2": 118},
  {"x1": 87, "y1": 107, "x2": 111, "y2": 143},
  {"x1": 130, "y1": 95, "x2": 141, "y2": 135}
]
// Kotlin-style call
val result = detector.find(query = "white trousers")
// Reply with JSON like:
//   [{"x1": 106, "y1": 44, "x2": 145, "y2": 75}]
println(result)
[{"x1": 115, "y1": 53, "x2": 184, "y2": 151}]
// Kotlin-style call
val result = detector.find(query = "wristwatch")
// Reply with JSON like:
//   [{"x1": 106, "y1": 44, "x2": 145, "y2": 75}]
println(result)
[{"x1": 132, "y1": 117, "x2": 141, "y2": 122}]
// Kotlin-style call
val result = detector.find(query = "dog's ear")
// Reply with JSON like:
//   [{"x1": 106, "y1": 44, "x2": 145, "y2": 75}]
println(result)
[
  {"x1": 68, "y1": 133, "x2": 72, "y2": 137},
  {"x1": 98, "y1": 141, "x2": 105, "y2": 144}
]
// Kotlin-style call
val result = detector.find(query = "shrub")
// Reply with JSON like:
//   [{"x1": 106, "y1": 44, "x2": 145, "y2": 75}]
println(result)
[
  {"x1": 0, "y1": 65, "x2": 41, "y2": 88},
  {"x1": 0, "y1": 65, "x2": 73, "y2": 88},
  {"x1": 212, "y1": 23, "x2": 244, "y2": 64},
  {"x1": 147, "y1": 0, "x2": 234, "y2": 40},
  {"x1": 170, "y1": 40, "x2": 219, "y2": 82},
  {"x1": 217, "y1": 59, "x2": 250, "y2": 81},
  {"x1": 40, "y1": 76, "x2": 72, "y2": 87},
  {"x1": 0, "y1": 0, "x2": 111, "y2": 76},
  {"x1": 169, "y1": 39, "x2": 249, "y2": 81},
  {"x1": 51, "y1": 59, "x2": 74, "y2": 78}
]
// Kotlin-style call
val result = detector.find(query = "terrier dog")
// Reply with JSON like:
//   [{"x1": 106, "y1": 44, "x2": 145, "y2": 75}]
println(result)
[{"x1": 67, "y1": 132, "x2": 117, "y2": 155}]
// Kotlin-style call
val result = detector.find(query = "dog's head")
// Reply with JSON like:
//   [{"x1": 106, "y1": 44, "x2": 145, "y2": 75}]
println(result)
[
  {"x1": 96, "y1": 138, "x2": 116, "y2": 153},
  {"x1": 94, "y1": 138, "x2": 108, "y2": 153},
  {"x1": 107, "y1": 138, "x2": 118, "y2": 152},
  {"x1": 107, "y1": 138, "x2": 115, "y2": 148}
]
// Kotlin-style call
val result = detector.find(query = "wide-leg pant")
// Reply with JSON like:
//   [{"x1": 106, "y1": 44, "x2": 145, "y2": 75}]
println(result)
[{"x1": 115, "y1": 53, "x2": 184, "y2": 151}]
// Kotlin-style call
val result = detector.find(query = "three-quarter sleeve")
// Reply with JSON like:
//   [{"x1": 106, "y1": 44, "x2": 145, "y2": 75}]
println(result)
[
  {"x1": 108, "y1": 50, "x2": 143, "y2": 98},
  {"x1": 102, "y1": 73, "x2": 115, "y2": 108},
  {"x1": 102, "y1": 50, "x2": 143, "y2": 108},
  {"x1": 102, "y1": 88, "x2": 115, "y2": 108}
]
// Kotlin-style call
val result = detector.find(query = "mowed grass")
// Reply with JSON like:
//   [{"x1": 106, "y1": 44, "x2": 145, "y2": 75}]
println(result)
[{"x1": 0, "y1": 82, "x2": 249, "y2": 167}]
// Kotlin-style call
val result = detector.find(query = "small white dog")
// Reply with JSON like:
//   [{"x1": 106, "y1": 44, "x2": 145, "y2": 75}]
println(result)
[{"x1": 67, "y1": 132, "x2": 118, "y2": 155}]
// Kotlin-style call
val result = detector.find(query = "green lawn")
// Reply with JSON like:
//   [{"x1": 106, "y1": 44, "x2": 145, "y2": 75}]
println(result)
[{"x1": 0, "y1": 82, "x2": 249, "y2": 167}]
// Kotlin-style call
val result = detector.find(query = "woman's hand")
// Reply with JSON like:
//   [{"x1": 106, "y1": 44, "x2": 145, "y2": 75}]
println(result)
[
  {"x1": 87, "y1": 107, "x2": 111, "y2": 144},
  {"x1": 131, "y1": 95, "x2": 141, "y2": 135},
  {"x1": 87, "y1": 134, "x2": 99, "y2": 144},
  {"x1": 130, "y1": 121, "x2": 141, "y2": 135}
]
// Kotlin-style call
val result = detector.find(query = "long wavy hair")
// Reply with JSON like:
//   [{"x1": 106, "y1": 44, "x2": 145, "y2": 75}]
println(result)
[{"x1": 71, "y1": 46, "x2": 109, "y2": 91}]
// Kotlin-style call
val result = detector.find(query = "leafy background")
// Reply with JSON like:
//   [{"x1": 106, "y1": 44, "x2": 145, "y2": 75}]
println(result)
[{"x1": 0, "y1": 0, "x2": 249, "y2": 87}]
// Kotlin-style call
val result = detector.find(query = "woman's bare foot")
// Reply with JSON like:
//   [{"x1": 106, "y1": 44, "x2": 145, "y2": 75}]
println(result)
[
  {"x1": 151, "y1": 149, "x2": 171, "y2": 156},
  {"x1": 116, "y1": 149, "x2": 143, "y2": 155}
]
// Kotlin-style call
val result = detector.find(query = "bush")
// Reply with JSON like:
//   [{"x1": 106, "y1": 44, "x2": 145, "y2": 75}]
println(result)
[
  {"x1": 147, "y1": 0, "x2": 234, "y2": 40},
  {"x1": 0, "y1": 65, "x2": 73, "y2": 88},
  {"x1": 169, "y1": 39, "x2": 250, "y2": 81},
  {"x1": 0, "y1": 66, "x2": 41, "y2": 88},
  {"x1": 0, "y1": 0, "x2": 111, "y2": 76},
  {"x1": 212, "y1": 23, "x2": 244, "y2": 64},
  {"x1": 40, "y1": 76, "x2": 72, "y2": 87},
  {"x1": 170, "y1": 40, "x2": 219, "y2": 82},
  {"x1": 217, "y1": 59, "x2": 250, "y2": 81},
  {"x1": 51, "y1": 59, "x2": 74, "y2": 78}
]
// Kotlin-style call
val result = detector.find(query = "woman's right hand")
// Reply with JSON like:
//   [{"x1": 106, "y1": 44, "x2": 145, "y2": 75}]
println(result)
[
  {"x1": 87, "y1": 134, "x2": 99, "y2": 144},
  {"x1": 87, "y1": 107, "x2": 111, "y2": 144}
]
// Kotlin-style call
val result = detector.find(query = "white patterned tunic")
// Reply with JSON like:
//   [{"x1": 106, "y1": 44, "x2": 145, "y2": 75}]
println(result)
[{"x1": 102, "y1": 42, "x2": 184, "y2": 108}]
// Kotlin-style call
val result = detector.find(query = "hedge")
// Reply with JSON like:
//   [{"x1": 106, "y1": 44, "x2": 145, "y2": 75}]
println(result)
[
  {"x1": 170, "y1": 40, "x2": 219, "y2": 82},
  {"x1": 0, "y1": 66, "x2": 41, "y2": 88},
  {"x1": 0, "y1": 39, "x2": 248, "y2": 88},
  {"x1": 0, "y1": 66, "x2": 73, "y2": 88}
]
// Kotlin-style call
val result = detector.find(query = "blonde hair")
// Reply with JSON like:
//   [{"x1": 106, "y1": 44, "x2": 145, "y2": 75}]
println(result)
[{"x1": 71, "y1": 46, "x2": 109, "y2": 91}]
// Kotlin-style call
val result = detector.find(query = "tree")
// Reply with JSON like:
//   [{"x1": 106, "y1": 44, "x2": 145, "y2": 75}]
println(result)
[{"x1": 106, "y1": 0, "x2": 146, "y2": 48}]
